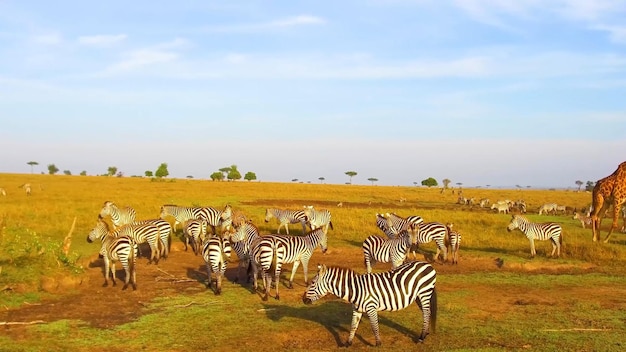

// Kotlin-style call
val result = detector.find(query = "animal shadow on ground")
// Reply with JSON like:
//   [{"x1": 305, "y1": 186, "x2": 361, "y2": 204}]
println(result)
[{"x1": 262, "y1": 300, "x2": 422, "y2": 347}]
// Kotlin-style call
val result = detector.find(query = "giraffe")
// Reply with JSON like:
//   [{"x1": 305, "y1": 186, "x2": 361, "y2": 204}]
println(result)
[{"x1": 590, "y1": 161, "x2": 626, "y2": 243}]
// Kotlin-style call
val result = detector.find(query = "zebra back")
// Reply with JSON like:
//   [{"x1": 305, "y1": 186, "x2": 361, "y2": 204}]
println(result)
[
  {"x1": 99, "y1": 201, "x2": 137, "y2": 228},
  {"x1": 303, "y1": 206, "x2": 333, "y2": 231},
  {"x1": 202, "y1": 235, "x2": 232, "y2": 295}
]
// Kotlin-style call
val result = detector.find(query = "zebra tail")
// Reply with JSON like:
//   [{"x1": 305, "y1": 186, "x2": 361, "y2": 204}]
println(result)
[
  {"x1": 129, "y1": 241, "x2": 137, "y2": 289},
  {"x1": 430, "y1": 287, "x2": 438, "y2": 334},
  {"x1": 329, "y1": 221, "x2": 334, "y2": 230}
]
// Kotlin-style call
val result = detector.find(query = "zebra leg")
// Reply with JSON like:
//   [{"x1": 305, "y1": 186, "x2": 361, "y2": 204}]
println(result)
[
  {"x1": 366, "y1": 309, "x2": 382, "y2": 346},
  {"x1": 216, "y1": 271, "x2": 223, "y2": 295},
  {"x1": 346, "y1": 310, "x2": 363, "y2": 346},
  {"x1": 103, "y1": 257, "x2": 111, "y2": 287},
  {"x1": 529, "y1": 239, "x2": 536, "y2": 258},
  {"x1": 110, "y1": 262, "x2": 117, "y2": 287},
  {"x1": 205, "y1": 263, "x2": 213, "y2": 289},
  {"x1": 288, "y1": 261, "x2": 301, "y2": 289}
]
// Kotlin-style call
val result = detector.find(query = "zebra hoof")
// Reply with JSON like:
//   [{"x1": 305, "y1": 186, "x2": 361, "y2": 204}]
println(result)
[{"x1": 122, "y1": 284, "x2": 128, "y2": 290}]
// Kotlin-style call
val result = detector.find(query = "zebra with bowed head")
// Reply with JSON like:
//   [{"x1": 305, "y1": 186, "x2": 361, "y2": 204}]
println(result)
[
  {"x1": 506, "y1": 214, "x2": 562, "y2": 258},
  {"x1": 264, "y1": 208, "x2": 307, "y2": 234},
  {"x1": 99, "y1": 201, "x2": 137, "y2": 229},
  {"x1": 132, "y1": 218, "x2": 172, "y2": 259},
  {"x1": 159, "y1": 204, "x2": 204, "y2": 232},
  {"x1": 303, "y1": 205, "x2": 334, "y2": 232},
  {"x1": 363, "y1": 227, "x2": 418, "y2": 273},
  {"x1": 87, "y1": 221, "x2": 138, "y2": 290},
  {"x1": 302, "y1": 261, "x2": 437, "y2": 347},
  {"x1": 538, "y1": 203, "x2": 558, "y2": 215}
]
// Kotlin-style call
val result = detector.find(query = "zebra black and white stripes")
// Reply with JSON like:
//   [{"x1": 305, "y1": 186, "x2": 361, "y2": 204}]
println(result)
[
  {"x1": 159, "y1": 205, "x2": 204, "y2": 232},
  {"x1": 87, "y1": 221, "x2": 138, "y2": 290},
  {"x1": 362, "y1": 229, "x2": 418, "y2": 272},
  {"x1": 302, "y1": 261, "x2": 437, "y2": 346},
  {"x1": 182, "y1": 219, "x2": 207, "y2": 255},
  {"x1": 202, "y1": 235, "x2": 232, "y2": 295},
  {"x1": 99, "y1": 201, "x2": 137, "y2": 229},
  {"x1": 264, "y1": 208, "x2": 308, "y2": 235},
  {"x1": 228, "y1": 220, "x2": 263, "y2": 283},
  {"x1": 506, "y1": 215, "x2": 562, "y2": 258},
  {"x1": 303, "y1": 206, "x2": 334, "y2": 233}
]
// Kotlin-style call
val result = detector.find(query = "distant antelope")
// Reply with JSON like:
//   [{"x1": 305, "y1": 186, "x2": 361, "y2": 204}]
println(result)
[
  {"x1": 0, "y1": 188, "x2": 6, "y2": 196},
  {"x1": 19, "y1": 183, "x2": 31, "y2": 196},
  {"x1": 337, "y1": 202, "x2": 343, "y2": 207},
  {"x1": 573, "y1": 212, "x2": 592, "y2": 229}
]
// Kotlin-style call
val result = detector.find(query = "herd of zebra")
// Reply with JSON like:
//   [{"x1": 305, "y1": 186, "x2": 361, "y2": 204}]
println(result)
[{"x1": 87, "y1": 200, "x2": 569, "y2": 346}]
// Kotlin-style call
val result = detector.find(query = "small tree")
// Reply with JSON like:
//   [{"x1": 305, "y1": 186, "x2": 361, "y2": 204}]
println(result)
[
  {"x1": 47, "y1": 164, "x2": 59, "y2": 175},
  {"x1": 244, "y1": 171, "x2": 257, "y2": 181},
  {"x1": 27, "y1": 161, "x2": 39, "y2": 174},
  {"x1": 63, "y1": 170, "x2": 72, "y2": 175},
  {"x1": 345, "y1": 171, "x2": 357, "y2": 184},
  {"x1": 145, "y1": 170, "x2": 154, "y2": 177},
  {"x1": 80, "y1": 170, "x2": 87, "y2": 176},
  {"x1": 367, "y1": 177, "x2": 378, "y2": 186},
  {"x1": 227, "y1": 165, "x2": 241, "y2": 181},
  {"x1": 292, "y1": 178, "x2": 299, "y2": 182},
  {"x1": 155, "y1": 163, "x2": 169, "y2": 178},
  {"x1": 421, "y1": 177, "x2": 438, "y2": 187},
  {"x1": 107, "y1": 166, "x2": 118, "y2": 176},
  {"x1": 318, "y1": 177, "x2": 325, "y2": 184},
  {"x1": 575, "y1": 180, "x2": 583, "y2": 192},
  {"x1": 219, "y1": 167, "x2": 232, "y2": 179},
  {"x1": 442, "y1": 179, "x2": 451, "y2": 189},
  {"x1": 585, "y1": 181, "x2": 595, "y2": 192},
  {"x1": 210, "y1": 172, "x2": 224, "y2": 181}
]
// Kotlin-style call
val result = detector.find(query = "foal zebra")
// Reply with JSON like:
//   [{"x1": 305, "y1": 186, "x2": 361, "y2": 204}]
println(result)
[
  {"x1": 87, "y1": 221, "x2": 138, "y2": 290},
  {"x1": 264, "y1": 208, "x2": 307, "y2": 234},
  {"x1": 302, "y1": 261, "x2": 437, "y2": 346},
  {"x1": 202, "y1": 235, "x2": 232, "y2": 295},
  {"x1": 362, "y1": 228, "x2": 418, "y2": 273},
  {"x1": 99, "y1": 201, "x2": 137, "y2": 229},
  {"x1": 506, "y1": 215, "x2": 562, "y2": 258},
  {"x1": 303, "y1": 206, "x2": 334, "y2": 233}
]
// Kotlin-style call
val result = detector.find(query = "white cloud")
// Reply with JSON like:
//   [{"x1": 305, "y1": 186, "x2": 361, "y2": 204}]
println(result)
[
  {"x1": 32, "y1": 32, "x2": 62, "y2": 45},
  {"x1": 77, "y1": 34, "x2": 127, "y2": 47},
  {"x1": 205, "y1": 14, "x2": 326, "y2": 33},
  {"x1": 267, "y1": 15, "x2": 326, "y2": 27},
  {"x1": 108, "y1": 49, "x2": 179, "y2": 72}
]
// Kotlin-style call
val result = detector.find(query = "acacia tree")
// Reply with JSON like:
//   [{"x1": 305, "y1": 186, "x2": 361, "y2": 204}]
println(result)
[
  {"x1": 27, "y1": 161, "x2": 38, "y2": 174},
  {"x1": 442, "y1": 179, "x2": 451, "y2": 189},
  {"x1": 318, "y1": 177, "x2": 325, "y2": 184},
  {"x1": 107, "y1": 166, "x2": 118, "y2": 176},
  {"x1": 244, "y1": 171, "x2": 257, "y2": 181},
  {"x1": 219, "y1": 167, "x2": 232, "y2": 179},
  {"x1": 421, "y1": 177, "x2": 438, "y2": 187},
  {"x1": 575, "y1": 180, "x2": 583, "y2": 192},
  {"x1": 155, "y1": 163, "x2": 169, "y2": 178},
  {"x1": 47, "y1": 164, "x2": 59, "y2": 175},
  {"x1": 367, "y1": 177, "x2": 378, "y2": 185},
  {"x1": 227, "y1": 165, "x2": 241, "y2": 181},
  {"x1": 345, "y1": 171, "x2": 357, "y2": 184},
  {"x1": 210, "y1": 172, "x2": 224, "y2": 181}
]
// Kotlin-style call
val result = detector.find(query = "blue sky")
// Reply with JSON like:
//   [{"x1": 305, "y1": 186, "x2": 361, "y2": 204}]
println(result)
[{"x1": 1, "y1": 1, "x2": 625, "y2": 187}]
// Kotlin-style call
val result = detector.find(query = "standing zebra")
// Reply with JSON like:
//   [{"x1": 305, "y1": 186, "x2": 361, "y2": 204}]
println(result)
[
  {"x1": 20, "y1": 183, "x2": 31, "y2": 196},
  {"x1": 89, "y1": 219, "x2": 162, "y2": 264},
  {"x1": 375, "y1": 213, "x2": 398, "y2": 239},
  {"x1": 250, "y1": 234, "x2": 285, "y2": 301},
  {"x1": 183, "y1": 219, "x2": 208, "y2": 255},
  {"x1": 99, "y1": 201, "x2": 137, "y2": 229},
  {"x1": 227, "y1": 220, "x2": 263, "y2": 284},
  {"x1": 303, "y1": 205, "x2": 334, "y2": 232},
  {"x1": 384, "y1": 212, "x2": 424, "y2": 233},
  {"x1": 264, "y1": 208, "x2": 307, "y2": 235},
  {"x1": 538, "y1": 203, "x2": 558, "y2": 215},
  {"x1": 202, "y1": 234, "x2": 233, "y2": 295},
  {"x1": 159, "y1": 205, "x2": 204, "y2": 232},
  {"x1": 385, "y1": 213, "x2": 447, "y2": 262},
  {"x1": 87, "y1": 222, "x2": 138, "y2": 290},
  {"x1": 506, "y1": 215, "x2": 562, "y2": 258},
  {"x1": 445, "y1": 223, "x2": 462, "y2": 265},
  {"x1": 132, "y1": 218, "x2": 172, "y2": 259},
  {"x1": 200, "y1": 204, "x2": 232, "y2": 235},
  {"x1": 302, "y1": 261, "x2": 437, "y2": 346},
  {"x1": 362, "y1": 228, "x2": 418, "y2": 273}
]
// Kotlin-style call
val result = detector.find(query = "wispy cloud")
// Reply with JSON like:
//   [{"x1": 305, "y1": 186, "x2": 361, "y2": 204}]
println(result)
[
  {"x1": 104, "y1": 38, "x2": 188, "y2": 73},
  {"x1": 77, "y1": 34, "x2": 127, "y2": 47},
  {"x1": 204, "y1": 14, "x2": 326, "y2": 33},
  {"x1": 32, "y1": 32, "x2": 62, "y2": 45},
  {"x1": 592, "y1": 25, "x2": 626, "y2": 44}
]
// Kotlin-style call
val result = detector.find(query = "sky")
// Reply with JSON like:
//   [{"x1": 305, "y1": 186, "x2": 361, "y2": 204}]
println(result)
[{"x1": 1, "y1": 0, "x2": 625, "y2": 188}]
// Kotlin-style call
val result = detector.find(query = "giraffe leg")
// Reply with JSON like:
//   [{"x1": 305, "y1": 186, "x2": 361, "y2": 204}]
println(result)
[{"x1": 603, "y1": 204, "x2": 622, "y2": 243}]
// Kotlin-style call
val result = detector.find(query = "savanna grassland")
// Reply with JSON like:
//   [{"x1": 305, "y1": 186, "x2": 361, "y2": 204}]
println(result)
[{"x1": 1, "y1": 173, "x2": 625, "y2": 352}]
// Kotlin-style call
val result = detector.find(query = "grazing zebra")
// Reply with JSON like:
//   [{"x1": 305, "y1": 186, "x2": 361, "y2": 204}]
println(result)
[
  {"x1": 99, "y1": 201, "x2": 137, "y2": 229},
  {"x1": 538, "y1": 203, "x2": 558, "y2": 215},
  {"x1": 573, "y1": 212, "x2": 592, "y2": 229},
  {"x1": 384, "y1": 213, "x2": 446, "y2": 262},
  {"x1": 200, "y1": 204, "x2": 232, "y2": 235},
  {"x1": 491, "y1": 203, "x2": 510, "y2": 214},
  {"x1": 303, "y1": 205, "x2": 334, "y2": 232},
  {"x1": 132, "y1": 218, "x2": 172, "y2": 259},
  {"x1": 228, "y1": 220, "x2": 263, "y2": 284},
  {"x1": 506, "y1": 215, "x2": 562, "y2": 258},
  {"x1": 264, "y1": 208, "x2": 307, "y2": 235},
  {"x1": 479, "y1": 198, "x2": 490, "y2": 208},
  {"x1": 87, "y1": 222, "x2": 137, "y2": 290},
  {"x1": 384, "y1": 212, "x2": 424, "y2": 232},
  {"x1": 159, "y1": 204, "x2": 204, "y2": 232},
  {"x1": 445, "y1": 223, "x2": 462, "y2": 264},
  {"x1": 302, "y1": 261, "x2": 437, "y2": 346},
  {"x1": 182, "y1": 218, "x2": 208, "y2": 255},
  {"x1": 362, "y1": 228, "x2": 418, "y2": 273},
  {"x1": 202, "y1": 235, "x2": 232, "y2": 295}
]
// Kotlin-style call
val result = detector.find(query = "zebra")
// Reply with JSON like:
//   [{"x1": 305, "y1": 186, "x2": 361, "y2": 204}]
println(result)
[
  {"x1": 506, "y1": 214, "x2": 562, "y2": 258},
  {"x1": 182, "y1": 218, "x2": 208, "y2": 255},
  {"x1": 200, "y1": 204, "x2": 232, "y2": 235},
  {"x1": 362, "y1": 228, "x2": 418, "y2": 273},
  {"x1": 227, "y1": 220, "x2": 263, "y2": 284},
  {"x1": 303, "y1": 205, "x2": 334, "y2": 232},
  {"x1": 538, "y1": 203, "x2": 558, "y2": 215},
  {"x1": 375, "y1": 213, "x2": 399, "y2": 239},
  {"x1": 132, "y1": 218, "x2": 172, "y2": 259},
  {"x1": 384, "y1": 212, "x2": 424, "y2": 232},
  {"x1": 250, "y1": 234, "x2": 285, "y2": 301},
  {"x1": 264, "y1": 208, "x2": 307, "y2": 235},
  {"x1": 302, "y1": 261, "x2": 437, "y2": 346},
  {"x1": 20, "y1": 183, "x2": 31, "y2": 196},
  {"x1": 159, "y1": 204, "x2": 204, "y2": 232},
  {"x1": 573, "y1": 212, "x2": 592, "y2": 229},
  {"x1": 99, "y1": 201, "x2": 137, "y2": 229},
  {"x1": 87, "y1": 222, "x2": 138, "y2": 290},
  {"x1": 491, "y1": 203, "x2": 510, "y2": 214},
  {"x1": 202, "y1": 234, "x2": 232, "y2": 295},
  {"x1": 89, "y1": 219, "x2": 162, "y2": 264},
  {"x1": 445, "y1": 223, "x2": 462, "y2": 264}
]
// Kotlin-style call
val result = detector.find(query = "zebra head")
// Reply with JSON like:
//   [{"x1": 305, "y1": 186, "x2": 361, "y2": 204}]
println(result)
[
  {"x1": 313, "y1": 227, "x2": 328, "y2": 254},
  {"x1": 264, "y1": 208, "x2": 273, "y2": 223},
  {"x1": 99, "y1": 201, "x2": 115, "y2": 218},
  {"x1": 506, "y1": 215, "x2": 522, "y2": 232},
  {"x1": 221, "y1": 204, "x2": 232, "y2": 220},
  {"x1": 302, "y1": 264, "x2": 330, "y2": 304},
  {"x1": 87, "y1": 219, "x2": 109, "y2": 243}
]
